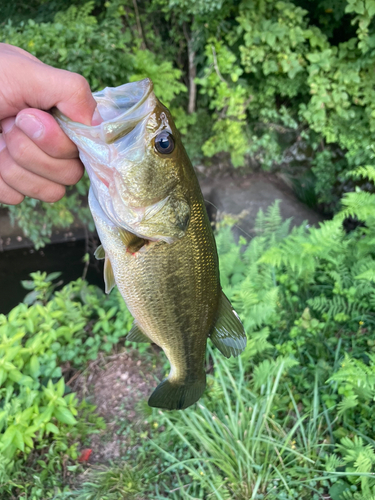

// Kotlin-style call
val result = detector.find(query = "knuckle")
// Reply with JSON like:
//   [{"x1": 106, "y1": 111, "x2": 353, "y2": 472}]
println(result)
[
  {"x1": 8, "y1": 136, "x2": 31, "y2": 166},
  {"x1": 39, "y1": 184, "x2": 66, "y2": 203},
  {"x1": 62, "y1": 162, "x2": 84, "y2": 185},
  {"x1": 0, "y1": 160, "x2": 16, "y2": 183},
  {"x1": 69, "y1": 73, "x2": 91, "y2": 99}
]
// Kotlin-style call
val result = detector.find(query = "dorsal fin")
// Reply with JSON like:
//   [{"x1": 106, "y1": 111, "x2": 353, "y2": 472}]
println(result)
[{"x1": 210, "y1": 292, "x2": 247, "y2": 358}]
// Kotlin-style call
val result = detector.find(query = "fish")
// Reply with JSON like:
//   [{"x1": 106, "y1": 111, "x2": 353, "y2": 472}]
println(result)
[{"x1": 54, "y1": 78, "x2": 246, "y2": 410}]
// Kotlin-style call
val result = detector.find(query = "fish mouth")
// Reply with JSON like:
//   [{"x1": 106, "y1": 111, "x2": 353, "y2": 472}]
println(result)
[
  {"x1": 95, "y1": 78, "x2": 154, "y2": 122},
  {"x1": 95, "y1": 78, "x2": 156, "y2": 144},
  {"x1": 53, "y1": 78, "x2": 155, "y2": 144}
]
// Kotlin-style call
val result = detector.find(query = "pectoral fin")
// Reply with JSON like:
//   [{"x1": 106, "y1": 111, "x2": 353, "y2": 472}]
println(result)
[
  {"x1": 210, "y1": 292, "x2": 247, "y2": 358},
  {"x1": 95, "y1": 244, "x2": 116, "y2": 293},
  {"x1": 127, "y1": 322, "x2": 150, "y2": 343},
  {"x1": 104, "y1": 256, "x2": 116, "y2": 294},
  {"x1": 118, "y1": 228, "x2": 146, "y2": 253}
]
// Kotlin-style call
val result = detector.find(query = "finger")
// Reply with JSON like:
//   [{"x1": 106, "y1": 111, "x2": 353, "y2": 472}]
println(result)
[
  {"x1": 15, "y1": 108, "x2": 79, "y2": 159},
  {"x1": 53, "y1": 70, "x2": 98, "y2": 125},
  {"x1": 0, "y1": 134, "x2": 24, "y2": 204},
  {"x1": 0, "y1": 43, "x2": 39, "y2": 61},
  {"x1": 1, "y1": 44, "x2": 97, "y2": 125},
  {"x1": 0, "y1": 145, "x2": 66, "y2": 203},
  {"x1": 2, "y1": 117, "x2": 84, "y2": 185},
  {"x1": 0, "y1": 172, "x2": 24, "y2": 205}
]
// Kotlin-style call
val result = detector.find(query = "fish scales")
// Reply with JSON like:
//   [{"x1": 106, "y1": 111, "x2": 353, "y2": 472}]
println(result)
[
  {"x1": 54, "y1": 78, "x2": 246, "y2": 410},
  {"x1": 92, "y1": 185, "x2": 219, "y2": 383}
]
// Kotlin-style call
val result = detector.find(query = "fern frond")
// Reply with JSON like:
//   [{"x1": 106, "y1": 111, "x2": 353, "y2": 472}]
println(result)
[
  {"x1": 245, "y1": 327, "x2": 273, "y2": 358},
  {"x1": 253, "y1": 356, "x2": 297, "y2": 390},
  {"x1": 338, "y1": 191, "x2": 375, "y2": 224},
  {"x1": 337, "y1": 396, "x2": 359, "y2": 416},
  {"x1": 325, "y1": 453, "x2": 344, "y2": 472},
  {"x1": 356, "y1": 268, "x2": 375, "y2": 282},
  {"x1": 330, "y1": 355, "x2": 375, "y2": 401},
  {"x1": 348, "y1": 165, "x2": 375, "y2": 183}
]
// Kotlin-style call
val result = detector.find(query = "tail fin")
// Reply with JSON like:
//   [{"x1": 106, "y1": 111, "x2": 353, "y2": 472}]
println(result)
[{"x1": 148, "y1": 373, "x2": 206, "y2": 410}]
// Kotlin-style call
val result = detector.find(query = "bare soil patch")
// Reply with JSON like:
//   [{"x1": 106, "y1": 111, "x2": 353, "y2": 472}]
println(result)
[{"x1": 70, "y1": 348, "x2": 162, "y2": 464}]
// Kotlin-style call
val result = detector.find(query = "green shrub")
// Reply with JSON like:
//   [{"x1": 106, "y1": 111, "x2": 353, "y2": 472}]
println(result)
[
  {"x1": 0, "y1": 1, "x2": 187, "y2": 249},
  {"x1": 3, "y1": 0, "x2": 375, "y2": 246},
  {"x1": 0, "y1": 275, "x2": 136, "y2": 498}
]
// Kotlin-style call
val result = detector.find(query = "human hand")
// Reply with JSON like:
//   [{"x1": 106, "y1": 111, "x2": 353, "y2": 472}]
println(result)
[{"x1": 0, "y1": 43, "x2": 101, "y2": 205}]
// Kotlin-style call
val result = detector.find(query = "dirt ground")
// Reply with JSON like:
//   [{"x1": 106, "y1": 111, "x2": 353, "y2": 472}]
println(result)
[{"x1": 70, "y1": 348, "x2": 162, "y2": 464}]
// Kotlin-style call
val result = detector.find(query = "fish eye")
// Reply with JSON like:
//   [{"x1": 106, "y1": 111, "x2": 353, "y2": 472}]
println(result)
[{"x1": 154, "y1": 131, "x2": 175, "y2": 155}]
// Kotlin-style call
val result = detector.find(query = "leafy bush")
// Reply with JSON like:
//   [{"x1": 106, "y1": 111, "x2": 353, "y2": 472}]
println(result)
[
  {"x1": 0, "y1": 1, "x2": 187, "y2": 248},
  {"x1": 193, "y1": 0, "x2": 375, "y2": 207},
  {"x1": 2, "y1": 0, "x2": 375, "y2": 245},
  {"x1": 0, "y1": 275, "x2": 136, "y2": 498}
]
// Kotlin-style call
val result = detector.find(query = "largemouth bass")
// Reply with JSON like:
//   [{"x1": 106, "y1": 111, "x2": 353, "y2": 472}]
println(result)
[{"x1": 54, "y1": 79, "x2": 246, "y2": 410}]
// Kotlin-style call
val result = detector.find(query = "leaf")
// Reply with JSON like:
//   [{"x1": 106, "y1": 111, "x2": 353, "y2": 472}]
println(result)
[
  {"x1": 8, "y1": 370, "x2": 24, "y2": 383},
  {"x1": 45, "y1": 272, "x2": 62, "y2": 282},
  {"x1": 21, "y1": 280, "x2": 36, "y2": 290},
  {"x1": 13, "y1": 430, "x2": 25, "y2": 452},
  {"x1": 23, "y1": 291, "x2": 39, "y2": 306},
  {"x1": 51, "y1": 367, "x2": 62, "y2": 378},
  {"x1": 34, "y1": 408, "x2": 54, "y2": 427},
  {"x1": 29, "y1": 355, "x2": 40, "y2": 378},
  {"x1": 23, "y1": 435, "x2": 34, "y2": 448},
  {"x1": 0, "y1": 369, "x2": 7, "y2": 386},
  {"x1": 1, "y1": 425, "x2": 17, "y2": 449},
  {"x1": 46, "y1": 423, "x2": 60, "y2": 435},
  {"x1": 54, "y1": 407, "x2": 77, "y2": 426},
  {"x1": 56, "y1": 377, "x2": 65, "y2": 398},
  {"x1": 329, "y1": 480, "x2": 352, "y2": 500}
]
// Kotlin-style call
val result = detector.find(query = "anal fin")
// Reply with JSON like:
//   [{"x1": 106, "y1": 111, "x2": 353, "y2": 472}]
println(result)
[
  {"x1": 210, "y1": 292, "x2": 247, "y2": 358},
  {"x1": 104, "y1": 256, "x2": 115, "y2": 294},
  {"x1": 127, "y1": 322, "x2": 150, "y2": 343}
]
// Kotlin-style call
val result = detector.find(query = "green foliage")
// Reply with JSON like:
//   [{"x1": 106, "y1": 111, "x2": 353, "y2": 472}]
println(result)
[
  {"x1": 145, "y1": 172, "x2": 375, "y2": 498},
  {"x1": 0, "y1": 274, "x2": 136, "y2": 498},
  {"x1": 2, "y1": 0, "x2": 375, "y2": 244},
  {"x1": 68, "y1": 463, "x2": 145, "y2": 500},
  {"x1": 2, "y1": 175, "x2": 375, "y2": 498},
  {"x1": 190, "y1": 0, "x2": 375, "y2": 206},
  {"x1": 5, "y1": 176, "x2": 94, "y2": 250},
  {"x1": 0, "y1": 1, "x2": 187, "y2": 248}
]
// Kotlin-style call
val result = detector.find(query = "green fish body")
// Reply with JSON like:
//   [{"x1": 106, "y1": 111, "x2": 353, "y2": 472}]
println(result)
[{"x1": 55, "y1": 79, "x2": 246, "y2": 410}]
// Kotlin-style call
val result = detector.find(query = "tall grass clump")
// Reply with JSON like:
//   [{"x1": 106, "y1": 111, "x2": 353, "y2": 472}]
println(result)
[{"x1": 153, "y1": 349, "x2": 333, "y2": 500}]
